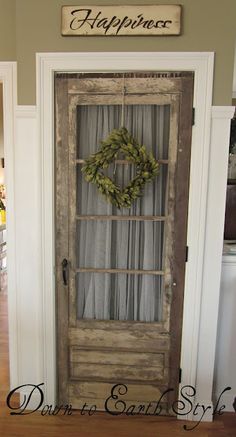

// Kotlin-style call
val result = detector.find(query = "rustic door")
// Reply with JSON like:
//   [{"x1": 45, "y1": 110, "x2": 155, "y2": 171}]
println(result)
[{"x1": 55, "y1": 72, "x2": 194, "y2": 413}]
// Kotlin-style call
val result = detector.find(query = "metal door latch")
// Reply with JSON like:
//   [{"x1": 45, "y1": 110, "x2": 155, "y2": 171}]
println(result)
[{"x1": 62, "y1": 258, "x2": 68, "y2": 286}]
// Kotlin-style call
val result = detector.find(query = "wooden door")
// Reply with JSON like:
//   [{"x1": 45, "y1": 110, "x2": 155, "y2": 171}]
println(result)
[{"x1": 55, "y1": 72, "x2": 194, "y2": 414}]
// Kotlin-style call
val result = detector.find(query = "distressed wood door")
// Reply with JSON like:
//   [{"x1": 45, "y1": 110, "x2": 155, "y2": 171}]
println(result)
[{"x1": 55, "y1": 72, "x2": 194, "y2": 413}]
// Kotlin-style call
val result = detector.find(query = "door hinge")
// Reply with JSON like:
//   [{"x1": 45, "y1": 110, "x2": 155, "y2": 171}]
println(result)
[
  {"x1": 185, "y1": 246, "x2": 189, "y2": 262},
  {"x1": 192, "y1": 108, "x2": 195, "y2": 126},
  {"x1": 179, "y1": 368, "x2": 182, "y2": 383}
]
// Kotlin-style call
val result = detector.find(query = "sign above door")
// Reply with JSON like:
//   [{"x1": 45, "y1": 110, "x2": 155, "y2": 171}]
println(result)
[{"x1": 61, "y1": 5, "x2": 181, "y2": 36}]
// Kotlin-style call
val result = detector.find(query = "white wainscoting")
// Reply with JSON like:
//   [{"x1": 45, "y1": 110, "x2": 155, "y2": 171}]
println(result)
[
  {"x1": 14, "y1": 103, "x2": 234, "y2": 417},
  {"x1": 186, "y1": 106, "x2": 235, "y2": 421},
  {"x1": 214, "y1": 254, "x2": 236, "y2": 412},
  {"x1": 14, "y1": 107, "x2": 45, "y2": 408}
]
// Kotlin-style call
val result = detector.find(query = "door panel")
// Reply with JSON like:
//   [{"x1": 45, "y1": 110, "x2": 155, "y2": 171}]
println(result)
[
  {"x1": 55, "y1": 72, "x2": 194, "y2": 413},
  {"x1": 68, "y1": 382, "x2": 168, "y2": 412}
]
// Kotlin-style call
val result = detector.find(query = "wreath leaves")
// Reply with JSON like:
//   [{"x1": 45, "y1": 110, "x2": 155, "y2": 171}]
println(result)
[{"x1": 82, "y1": 127, "x2": 159, "y2": 209}]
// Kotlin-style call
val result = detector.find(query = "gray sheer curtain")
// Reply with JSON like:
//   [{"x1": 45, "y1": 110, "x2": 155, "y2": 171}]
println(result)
[{"x1": 76, "y1": 105, "x2": 170, "y2": 322}]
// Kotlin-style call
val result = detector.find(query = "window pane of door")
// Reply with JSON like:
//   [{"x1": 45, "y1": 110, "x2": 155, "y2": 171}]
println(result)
[
  {"x1": 77, "y1": 273, "x2": 163, "y2": 322},
  {"x1": 77, "y1": 220, "x2": 164, "y2": 270},
  {"x1": 76, "y1": 104, "x2": 170, "y2": 217},
  {"x1": 76, "y1": 103, "x2": 170, "y2": 322}
]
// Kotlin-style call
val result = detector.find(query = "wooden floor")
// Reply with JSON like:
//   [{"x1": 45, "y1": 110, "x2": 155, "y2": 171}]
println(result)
[{"x1": 0, "y1": 292, "x2": 235, "y2": 437}]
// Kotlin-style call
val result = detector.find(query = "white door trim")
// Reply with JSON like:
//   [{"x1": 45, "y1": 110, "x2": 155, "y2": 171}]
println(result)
[
  {"x1": 36, "y1": 52, "x2": 222, "y2": 415},
  {"x1": 0, "y1": 62, "x2": 18, "y2": 388}
]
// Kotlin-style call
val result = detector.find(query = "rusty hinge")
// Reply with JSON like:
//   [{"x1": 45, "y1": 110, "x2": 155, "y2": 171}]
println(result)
[
  {"x1": 185, "y1": 246, "x2": 189, "y2": 262},
  {"x1": 192, "y1": 108, "x2": 195, "y2": 126},
  {"x1": 179, "y1": 368, "x2": 182, "y2": 383}
]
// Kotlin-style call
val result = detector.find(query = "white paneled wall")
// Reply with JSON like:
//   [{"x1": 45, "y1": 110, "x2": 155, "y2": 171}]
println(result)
[
  {"x1": 193, "y1": 108, "x2": 234, "y2": 418},
  {"x1": 15, "y1": 107, "x2": 44, "y2": 405},
  {"x1": 13, "y1": 104, "x2": 235, "y2": 415},
  {"x1": 214, "y1": 255, "x2": 236, "y2": 412}
]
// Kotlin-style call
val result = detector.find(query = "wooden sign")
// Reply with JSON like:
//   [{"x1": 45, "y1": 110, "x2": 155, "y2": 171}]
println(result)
[{"x1": 61, "y1": 5, "x2": 181, "y2": 36}]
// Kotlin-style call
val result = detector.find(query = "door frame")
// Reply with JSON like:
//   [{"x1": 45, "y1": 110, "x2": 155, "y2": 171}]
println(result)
[
  {"x1": 36, "y1": 51, "x2": 230, "y2": 420},
  {"x1": 0, "y1": 62, "x2": 18, "y2": 389}
]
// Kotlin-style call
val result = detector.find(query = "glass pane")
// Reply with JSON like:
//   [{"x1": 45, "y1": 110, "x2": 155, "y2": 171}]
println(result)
[
  {"x1": 76, "y1": 104, "x2": 169, "y2": 217},
  {"x1": 76, "y1": 104, "x2": 170, "y2": 160},
  {"x1": 76, "y1": 221, "x2": 164, "y2": 270},
  {"x1": 76, "y1": 273, "x2": 163, "y2": 322},
  {"x1": 75, "y1": 103, "x2": 170, "y2": 323}
]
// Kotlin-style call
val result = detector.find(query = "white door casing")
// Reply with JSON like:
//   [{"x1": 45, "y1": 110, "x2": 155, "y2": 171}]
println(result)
[
  {"x1": 36, "y1": 52, "x2": 216, "y2": 419},
  {"x1": 0, "y1": 62, "x2": 18, "y2": 389}
]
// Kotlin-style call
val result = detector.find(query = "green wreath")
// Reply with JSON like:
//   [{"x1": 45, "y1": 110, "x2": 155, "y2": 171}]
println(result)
[{"x1": 81, "y1": 127, "x2": 159, "y2": 209}]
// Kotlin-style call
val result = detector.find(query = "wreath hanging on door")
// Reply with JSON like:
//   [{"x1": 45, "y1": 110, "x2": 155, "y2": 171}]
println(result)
[{"x1": 82, "y1": 127, "x2": 159, "y2": 209}]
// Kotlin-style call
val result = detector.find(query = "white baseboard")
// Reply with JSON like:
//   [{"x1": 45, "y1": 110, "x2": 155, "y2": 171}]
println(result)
[
  {"x1": 6, "y1": 383, "x2": 46, "y2": 414},
  {"x1": 19, "y1": 388, "x2": 44, "y2": 413},
  {"x1": 177, "y1": 399, "x2": 213, "y2": 423},
  {"x1": 214, "y1": 392, "x2": 235, "y2": 413}
]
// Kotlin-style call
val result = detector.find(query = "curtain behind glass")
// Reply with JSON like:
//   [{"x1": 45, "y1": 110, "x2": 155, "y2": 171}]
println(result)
[{"x1": 76, "y1": 105, "x2": 170, "y2": 322}]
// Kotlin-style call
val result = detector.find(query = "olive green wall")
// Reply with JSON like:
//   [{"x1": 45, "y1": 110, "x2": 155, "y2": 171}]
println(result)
[
  {"x1": 1, "y1": 0, "x2": 236, "y2": 105},
  {"x1": 0, "y1": 0, "x2": 16, "y2": 61}
]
